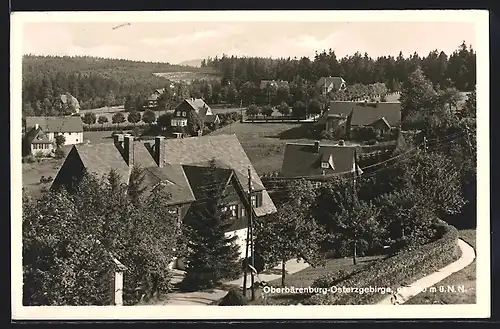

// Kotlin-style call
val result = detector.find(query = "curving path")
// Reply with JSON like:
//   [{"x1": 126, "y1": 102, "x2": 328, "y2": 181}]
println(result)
[{"x1": 377, "y1": 238, "x2": 476, "y2": 305}]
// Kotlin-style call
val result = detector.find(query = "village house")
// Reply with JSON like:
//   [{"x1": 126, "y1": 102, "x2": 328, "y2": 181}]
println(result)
[
  {"x1": 53, "y1": 93, "x2": 81, "y2": 115},
  {"x1": 316, "y1": 76, "x2": 347, "y2": 95},
  {"x1": 280, "y1": 141, "x2": 362, "y2": 180},
  {"x1": 145, "y1": 88, "x2": 166, "y2": 109},
  {"x1": 51, "y1": 134, "x2": 277, "y2": 269},
  {"x1": 320, "y1": 101, "x2": 402, "y2": 139},
  {"x1": 171, "y1": 98, "x2": 221, "y2": 131},
  {"x1": 23, "y1": 116, "x2": 84, "y2": 155},
  {"x1": 22, "y1": 126, "x2": 54, "y2": 157},
  {"x1": 259, "y1": 80, "x2": 289, "y2": 90}
]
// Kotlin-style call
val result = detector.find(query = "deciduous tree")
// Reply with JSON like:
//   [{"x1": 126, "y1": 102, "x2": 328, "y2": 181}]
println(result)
[{"x1": 82, "y1": 112, "x2": 97, "y2": 125}]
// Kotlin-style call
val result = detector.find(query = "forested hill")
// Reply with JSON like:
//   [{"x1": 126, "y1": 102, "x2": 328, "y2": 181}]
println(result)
[
  {"x1": 21, "y1": 55, "x2": 215, "y2": 115},
  {"x1": 202, "y1": 42, "x2": 476, "y2": 92}
]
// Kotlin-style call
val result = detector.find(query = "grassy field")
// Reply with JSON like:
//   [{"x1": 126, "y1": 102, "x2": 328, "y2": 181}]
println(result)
[
  {"x1": 22, "y1": 152, "x2": 69, "y2": 198},
  {"x1": 209, "y1": 122, "x2": 329, "y2": 174},
  {"x1": 406, "y1": 229, "x2": 476, "y2": 305}
]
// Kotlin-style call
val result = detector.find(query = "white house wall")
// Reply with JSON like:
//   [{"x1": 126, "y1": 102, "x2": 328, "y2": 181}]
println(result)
[
  {"x1": 225, "y1": 228, "x2": 248, "y2": 259},
  {"x1": 48, "y1": 132, "x2": 84, "y2": 145}
]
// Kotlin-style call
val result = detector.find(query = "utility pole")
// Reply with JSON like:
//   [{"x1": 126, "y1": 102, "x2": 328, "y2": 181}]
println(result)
[
  {"x1": 352, "y1": 149, "x2": 360, "y2": 266},
  {"x1": 242, "y1": 169, "x2": 250, "y2": 297},
  {"x1": 247, "y1": 167, "x2": 256, "y2": 301}
]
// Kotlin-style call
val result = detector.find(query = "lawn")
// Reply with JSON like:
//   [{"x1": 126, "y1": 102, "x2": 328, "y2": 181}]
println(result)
[
  {"x1": 22, "y1": 155, "x2": 67, "y2": 198},
  {"x1": 405, "y1": 229, "x2": 476, "y2": 305},
  {"x1": 209, "y1": 122, "x2": 327, "y2": 174}
]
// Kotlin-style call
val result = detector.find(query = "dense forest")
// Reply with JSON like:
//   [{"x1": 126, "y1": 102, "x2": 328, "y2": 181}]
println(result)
[
  {"x1": 21, "y1": 55, "x2": 216, "y2": 115},
  {"x1": 202, "y1": 41, "x2": 476, "y2": 93},
  {"x1": 21, "y1": 42, "x2": 476, "y2": 117}
]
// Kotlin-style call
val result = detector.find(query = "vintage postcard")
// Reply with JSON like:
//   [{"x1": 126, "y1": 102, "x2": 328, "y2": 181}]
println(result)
[{"x1": 11, "y1": 10, "x2": 490, "y2": 320}]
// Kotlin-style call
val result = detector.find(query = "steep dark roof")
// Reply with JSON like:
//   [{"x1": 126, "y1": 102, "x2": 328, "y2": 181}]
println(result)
[
  {"x1": 326, "y1": 102, "x2": 401, "y2": 127},
  {"x1": 25, "y1": 116, "x2": 84, "y2": 133},
  {"x1": 182, "y1": 165, "x2": 233, "y2": 201},
  {"x1": 281, "y1": 143, "x2": 357, "y2": 178},
  {"x1": 141, "y1": 165, "x2": 195, "y2": 205},
  {"x1": 350, "y1": 103, "x2": 401, "y2": 127},
  {"x1": 24, "y1": 127, "x2": 52, "y2": 144},
  {"x1": 55, "y1": 134, "x2": 276, "y2": 217}
]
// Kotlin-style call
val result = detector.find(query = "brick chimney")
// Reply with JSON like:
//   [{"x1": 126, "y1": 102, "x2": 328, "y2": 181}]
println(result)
[
  {"x1": 154, "y1": 136, "x2": 165, "y2": 167},
  {"x1": 123, "y1": 134, "x2": 134, "y2": 166},
  {"x1": 314, "y1": 141, "x2": 320, "y2": 153}
]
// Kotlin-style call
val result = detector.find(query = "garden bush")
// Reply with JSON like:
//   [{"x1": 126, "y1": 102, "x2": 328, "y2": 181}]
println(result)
[
  {"x1": 219, "y1": 287, "x2": 248, "y2": 306},
  {"x1": 311, "y1": 269, "x2": 359, "y2": 289},
  {"x1": 306, "y1": 221, "x2": 459, "y2": 305},
  {"x1": 22, "y1": 155, "x2": 36, "y2": 164}
]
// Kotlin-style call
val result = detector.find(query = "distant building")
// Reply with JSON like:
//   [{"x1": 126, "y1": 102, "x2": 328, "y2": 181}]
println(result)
[
  {"x1": 22, "y1": 125, "x2": 54, "y2": 156},
  {"x1": 24, "y1": 116, "x2": 84, "y2": 147},
  {"x1": 145, "y1": 88, "x2": 166, "y2": 109},
  {"x1": 53, "y1": 93, "x2": 80, "y2": 115},
  {"x1": 171, "y1": 98, "x2": 220, "y2": 131},
  {"x1": 259, "y1": 80, "x2": 289, "y2": 90},
  {"x1": 316, "y1": 77, "x2": 347, "y2": 95},
  {"x1": 320, "y1": 101, "x2": 401, "y2": 139}
]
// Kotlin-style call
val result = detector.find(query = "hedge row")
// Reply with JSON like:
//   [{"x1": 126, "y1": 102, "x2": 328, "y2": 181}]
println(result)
[
  {"x1": 84, "y1": 123, "x2": 153, "y2": 132},
  {"x1": 305, "y1": 220, "x2": 459, "y2": 305}
]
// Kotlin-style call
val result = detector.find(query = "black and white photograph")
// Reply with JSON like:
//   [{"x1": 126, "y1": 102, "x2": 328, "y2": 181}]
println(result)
[{"x1": 11, "y1": 10, "x2": 489, "y2": 320}]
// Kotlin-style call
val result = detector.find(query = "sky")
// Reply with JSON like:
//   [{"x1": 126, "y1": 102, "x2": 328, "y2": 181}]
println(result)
[{"x1": 22, "y1": 21, "x2": 476, "y2": 64}]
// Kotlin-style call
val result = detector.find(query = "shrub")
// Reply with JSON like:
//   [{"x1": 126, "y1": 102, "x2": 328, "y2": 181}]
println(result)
[
  {"x1": 219, "y1": 287, "x2": 248, "y2": 306},
  {"x1": 311, "y1": 269, "x2": 357, "y2": 289},
  {"x1": 22, "y1": 155, "x2": 36, "y2": 164},
  {"x1": 306, "y1": 221, "x2": 459, "y2": 305},
  {"x1": 54, "y1": 148, "x2": 66, "y2": 160},
  {"x1": 131, "y1": 127, "x2": 141, "y2": 137}
]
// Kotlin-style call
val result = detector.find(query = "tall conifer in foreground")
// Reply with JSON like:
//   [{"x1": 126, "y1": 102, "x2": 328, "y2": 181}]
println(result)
[{"x1": 180, "y1": 160, "x2": 241, "y2": 291}]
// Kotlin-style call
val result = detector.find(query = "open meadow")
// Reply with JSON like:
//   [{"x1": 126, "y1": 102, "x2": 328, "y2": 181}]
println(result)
[{"x1": 209, "y1": 122, "x2": 345, "y2": 174}]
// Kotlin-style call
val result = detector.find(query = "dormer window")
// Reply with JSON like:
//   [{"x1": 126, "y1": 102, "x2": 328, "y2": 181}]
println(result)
[{"x1": 321, "y1": 162, "x2": 329, "y2": 169}]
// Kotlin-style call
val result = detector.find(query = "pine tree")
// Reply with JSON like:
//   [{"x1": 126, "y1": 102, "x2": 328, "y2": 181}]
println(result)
[{"x1": 180, "y1": 160, "x2": 241, "y2": 291}]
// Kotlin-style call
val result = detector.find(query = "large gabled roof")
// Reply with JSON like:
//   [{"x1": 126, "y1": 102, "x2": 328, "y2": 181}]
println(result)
[
  {"x1": 58, "y1": 134, "x2": 276, "y2": 217},
  {"x1": 281, "y1": 142, "x2": 357, "y2": 178},
  {"x1": 326, "y1": 101, "x2": 402, "y2": 127},
  {"x1": 25, "y1": 116, "x2": 84, "y2": 133}
]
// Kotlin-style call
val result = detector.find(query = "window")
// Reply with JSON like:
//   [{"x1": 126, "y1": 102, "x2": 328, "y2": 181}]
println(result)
[
  {"x1": 182, "y1": 111, "x2": 186, "y2": 117},
  {"x1": 251, "y1": 195, "x2": 257, "y2": 207},
  {"x1": 229, "y1": 205, "x2": 237, "y2": 218},
  {"x1": 168, "y1": 208, "x2": 178, "y2": 215},
  {"x1": 241, "y1": 207, "x2": 246, "y2": 218},
  {"x1": 221, "y1": 206, "x2": 228, "y2": 213},
  {"x1": 321, "y1": 162, "x2": 329, "y2": 169}
]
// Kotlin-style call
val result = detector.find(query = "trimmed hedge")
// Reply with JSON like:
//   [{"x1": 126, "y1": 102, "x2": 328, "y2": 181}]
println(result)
[
  {"x1": 305, "y1": 220, "x2": 459, "y2": 305},
  {"x1": 84, "y1": 123, "x2": 152, "y2": 132}
]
